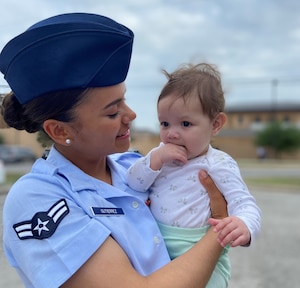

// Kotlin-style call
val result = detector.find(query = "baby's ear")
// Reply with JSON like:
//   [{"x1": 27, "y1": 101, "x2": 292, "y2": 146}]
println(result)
[{"x1": 212, "y1": 112, "x2": 227, "y2": 136}]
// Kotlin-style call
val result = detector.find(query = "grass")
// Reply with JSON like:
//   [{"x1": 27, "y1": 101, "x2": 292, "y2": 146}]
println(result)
[
  {"x1": 245, "y1": 177, "x2": 300, "y2": 191},
  {"x1": 5, "y1": 173, "x2": 23, "y2": 184},
  {"x1": 4, "y1": 172, "x2": 300, "y2": 192}
]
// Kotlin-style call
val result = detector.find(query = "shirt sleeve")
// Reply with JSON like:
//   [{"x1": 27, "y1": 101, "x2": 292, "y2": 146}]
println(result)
[
  {"x1": 3, "y1": 177, "x2": 110, "y2": 288},
  {"x1": 127, "y1": 150, "x2": 161, "y2": 192},
  {"x1": 207, "y1": 152, "x2": 262, "y2": 243}
]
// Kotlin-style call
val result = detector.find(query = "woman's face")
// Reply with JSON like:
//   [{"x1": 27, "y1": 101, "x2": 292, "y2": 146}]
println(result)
[{"x1": 68, "y1": 83, "x2": 136, "y2": 160}]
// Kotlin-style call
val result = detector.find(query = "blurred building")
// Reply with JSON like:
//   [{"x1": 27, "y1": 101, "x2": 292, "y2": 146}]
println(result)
[
  {"x1": 212, "y1": 102, "x2": 300, "y2": 159},
  {"x1": 131, "y1": 102, "x2": 300, "y2": 160}
]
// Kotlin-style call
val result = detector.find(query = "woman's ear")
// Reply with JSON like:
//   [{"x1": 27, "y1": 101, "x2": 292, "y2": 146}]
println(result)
[
  {"x1": 43, "y1": 119, "x2": 71, "y2": 146},
  {"x1": 212, "y1": 112, "x2": 227, "y2": 136}
]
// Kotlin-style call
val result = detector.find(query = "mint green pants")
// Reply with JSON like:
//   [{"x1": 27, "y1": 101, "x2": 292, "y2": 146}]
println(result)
[{"x1": 158, "y1": 222, "x2": 231, "y2": 288}]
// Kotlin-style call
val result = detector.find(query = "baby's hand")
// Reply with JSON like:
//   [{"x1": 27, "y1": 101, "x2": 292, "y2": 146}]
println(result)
[
  {"x1": 158, "y1": 143, "x2": 188, "y2": 165},
  {"x1": 150, "y1": 143, "x2": 187, "y2": 171},
  {"x1": 208, "y1": 216, "x2": 251, "y2": 247}
]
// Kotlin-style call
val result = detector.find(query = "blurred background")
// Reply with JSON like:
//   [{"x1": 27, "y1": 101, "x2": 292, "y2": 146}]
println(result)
[
  {"x1": 0, "y1": 1, "x2": 299, "y2": 287},
  {"x1": 1, "y1": 0, "x2": 300, "y2": 160}
]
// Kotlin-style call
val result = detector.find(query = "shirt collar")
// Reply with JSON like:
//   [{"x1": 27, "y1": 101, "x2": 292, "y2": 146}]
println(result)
[{"x1": 36, "y1": 146, "x2": 130, "y2": 198}]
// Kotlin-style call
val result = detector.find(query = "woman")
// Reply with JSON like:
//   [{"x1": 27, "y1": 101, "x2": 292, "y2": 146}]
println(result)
[{"x1": 0, "y1": 13, "x2": 227, "y2": 288}]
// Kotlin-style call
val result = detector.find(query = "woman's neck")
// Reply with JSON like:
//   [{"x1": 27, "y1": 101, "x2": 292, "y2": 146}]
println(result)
[
  {"x1": 55, "y1": 144, "x2": 112, "y2": 184},
  {"x1": 82, "y1": 161, "x2": 112, "y2": 184}
]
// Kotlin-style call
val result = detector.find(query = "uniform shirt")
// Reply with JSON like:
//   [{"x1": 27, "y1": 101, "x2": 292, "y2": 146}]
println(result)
[
  {"x1": 3, "y1": 147, "x2": 170, "y2": 288},
  {"x1": 127, "y1": 144, "x2": 261, "y2": 241}
]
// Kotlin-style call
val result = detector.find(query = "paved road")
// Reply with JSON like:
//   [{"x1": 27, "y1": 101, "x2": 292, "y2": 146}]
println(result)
[
  {"x1": 1, "y1": 188, "x2": 299, "y2": 288},
  {"x1": 228, "y1": 188, "x2": 300, "y2": 288},
  {"x1": 1, "y1": 193, "x2": 23, "y2": 287}
]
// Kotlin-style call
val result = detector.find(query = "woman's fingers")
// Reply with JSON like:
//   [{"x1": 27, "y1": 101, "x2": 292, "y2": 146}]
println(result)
[{"x1": 199, "y1": 170, "x2": 228, "y2": 219}]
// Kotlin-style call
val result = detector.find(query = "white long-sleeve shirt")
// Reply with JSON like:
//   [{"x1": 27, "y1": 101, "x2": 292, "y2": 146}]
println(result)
[{"x1": 127, "y1": 144, "x2": 261, "y2": 241}]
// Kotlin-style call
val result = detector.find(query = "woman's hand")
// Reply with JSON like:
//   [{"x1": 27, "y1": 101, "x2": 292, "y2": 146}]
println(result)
[{"x1": 198, "y1": 170, "x2": 227, "y2": 219}]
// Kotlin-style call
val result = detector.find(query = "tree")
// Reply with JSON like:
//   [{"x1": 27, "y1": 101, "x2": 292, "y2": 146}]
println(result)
[
  {"x1": 36, "y1": 131, "x2": 53, "y2": 148},
  {"x1": 255, "y1": 122, "x2": 300, "y2": 158}
]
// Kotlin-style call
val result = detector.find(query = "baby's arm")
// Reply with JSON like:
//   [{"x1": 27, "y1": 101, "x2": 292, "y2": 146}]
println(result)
[
  {"x1": 127, "y1": 143, "x2": 187, "y2": 192},
  {"x1": 207, "y1": 150, "x2": 261, "y2": 247},
  {"x1": 127, "y1": 153, "x2": 159, "y2": 192}
]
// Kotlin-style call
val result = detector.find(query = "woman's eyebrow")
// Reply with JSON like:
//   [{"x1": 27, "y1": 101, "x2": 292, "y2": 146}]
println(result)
[{"x1": 103, "y1": 98, "x2": 123, "y2": 110}]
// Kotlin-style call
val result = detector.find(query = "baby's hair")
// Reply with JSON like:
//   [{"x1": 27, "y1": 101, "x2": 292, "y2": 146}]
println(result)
[{"x1": 158, "y1": 63, "x2": 225, "y2": 120}]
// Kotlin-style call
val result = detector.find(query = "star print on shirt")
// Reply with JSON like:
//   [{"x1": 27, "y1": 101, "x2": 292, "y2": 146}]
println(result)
[{"x1": 13, "y1": 199, "x2": 69, "y2": 240}]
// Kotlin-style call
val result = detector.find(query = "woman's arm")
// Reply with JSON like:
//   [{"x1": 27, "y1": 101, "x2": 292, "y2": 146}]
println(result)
[{"x1": 61, "y1": 170, "x2": 227, "y2": 288}]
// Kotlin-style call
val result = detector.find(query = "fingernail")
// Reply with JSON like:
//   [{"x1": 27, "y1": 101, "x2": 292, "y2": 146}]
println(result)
[{"x1": 200, "y1": 170, "x2": 207, "y2": 178}]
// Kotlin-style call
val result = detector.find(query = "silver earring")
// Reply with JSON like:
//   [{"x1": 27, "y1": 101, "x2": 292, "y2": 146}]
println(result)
[{"x1": 65, "y1": 139, "x2": 71, "y2": 145}]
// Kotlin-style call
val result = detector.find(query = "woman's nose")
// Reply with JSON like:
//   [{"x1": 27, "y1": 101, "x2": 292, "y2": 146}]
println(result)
[{"x1": 123, "y1": 105, "x2": 136, "y2": 124}]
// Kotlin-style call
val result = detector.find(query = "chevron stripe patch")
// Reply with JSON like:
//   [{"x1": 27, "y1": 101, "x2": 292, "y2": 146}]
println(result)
[{"x1": 13, "y1": 199, "x2": 69, "y2": 240}]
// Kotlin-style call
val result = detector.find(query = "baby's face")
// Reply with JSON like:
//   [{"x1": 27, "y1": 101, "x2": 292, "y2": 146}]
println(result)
[{"x1": 158, "y1": 94, "x2": 214, "y2": 159}]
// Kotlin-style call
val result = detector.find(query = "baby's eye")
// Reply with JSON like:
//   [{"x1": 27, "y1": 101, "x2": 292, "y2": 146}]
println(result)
[
  {"x1": 160, "y1": 121, "x2": 169, "y2": 127},
  {"x1": 182, "y1": 121, "x2": 191, "y2": 127}
]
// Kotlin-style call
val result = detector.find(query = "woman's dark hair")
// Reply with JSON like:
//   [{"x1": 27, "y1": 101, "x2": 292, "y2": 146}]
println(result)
[{"x1": 1, "y1": 88, "x2": 89, "y2": 133}]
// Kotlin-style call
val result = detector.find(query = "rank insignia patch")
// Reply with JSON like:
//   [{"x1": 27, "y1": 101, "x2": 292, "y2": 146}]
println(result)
[{"x1": 13, "y1": 199, "x2": 69, "y2": 240}]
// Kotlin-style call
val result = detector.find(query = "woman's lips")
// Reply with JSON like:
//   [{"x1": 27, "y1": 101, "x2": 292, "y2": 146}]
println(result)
[{"x1": 117, "y1": 129, "x2": 130, "y2": 139}]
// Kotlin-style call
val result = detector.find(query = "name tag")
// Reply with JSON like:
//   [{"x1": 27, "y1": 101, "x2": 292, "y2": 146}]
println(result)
[{"x1": 91, "y1": 207, "x2": 124, "y2": 216}]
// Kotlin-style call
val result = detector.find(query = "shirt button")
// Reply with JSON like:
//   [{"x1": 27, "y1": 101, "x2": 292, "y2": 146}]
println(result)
[
  {"x1": 154, "y1": 236, "x2": 160, "y2": 244},
  {"x1": 132, "y1": 201, "x2": 139, "y2": 209}
]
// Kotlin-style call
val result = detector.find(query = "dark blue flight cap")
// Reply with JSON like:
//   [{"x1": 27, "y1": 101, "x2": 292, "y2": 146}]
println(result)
[{"x1": 0, "y1": 13, "x2": 134, "y2": 104}]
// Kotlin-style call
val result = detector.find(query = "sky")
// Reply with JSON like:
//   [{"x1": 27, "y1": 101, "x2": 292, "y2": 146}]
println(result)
[{"x1": 0, "y1": 0, "x2": 300, "y2": 132}]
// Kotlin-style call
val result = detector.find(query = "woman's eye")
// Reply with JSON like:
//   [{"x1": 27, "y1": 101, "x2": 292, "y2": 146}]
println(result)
[
  {"x1": 182, "y1": 121, "x2": 191, "y2": 127},
  {"x1": 108, "y1": 112, "x2": 119, "y2": 118},
  {"x1": 160, "y1": 121, "x2": 169, "y2": 127}
]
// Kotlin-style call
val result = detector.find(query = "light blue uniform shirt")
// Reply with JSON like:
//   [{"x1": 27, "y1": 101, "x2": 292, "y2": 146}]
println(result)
[{"x1": 3, "y1": 147, "x2": 170, "y2": 288}]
